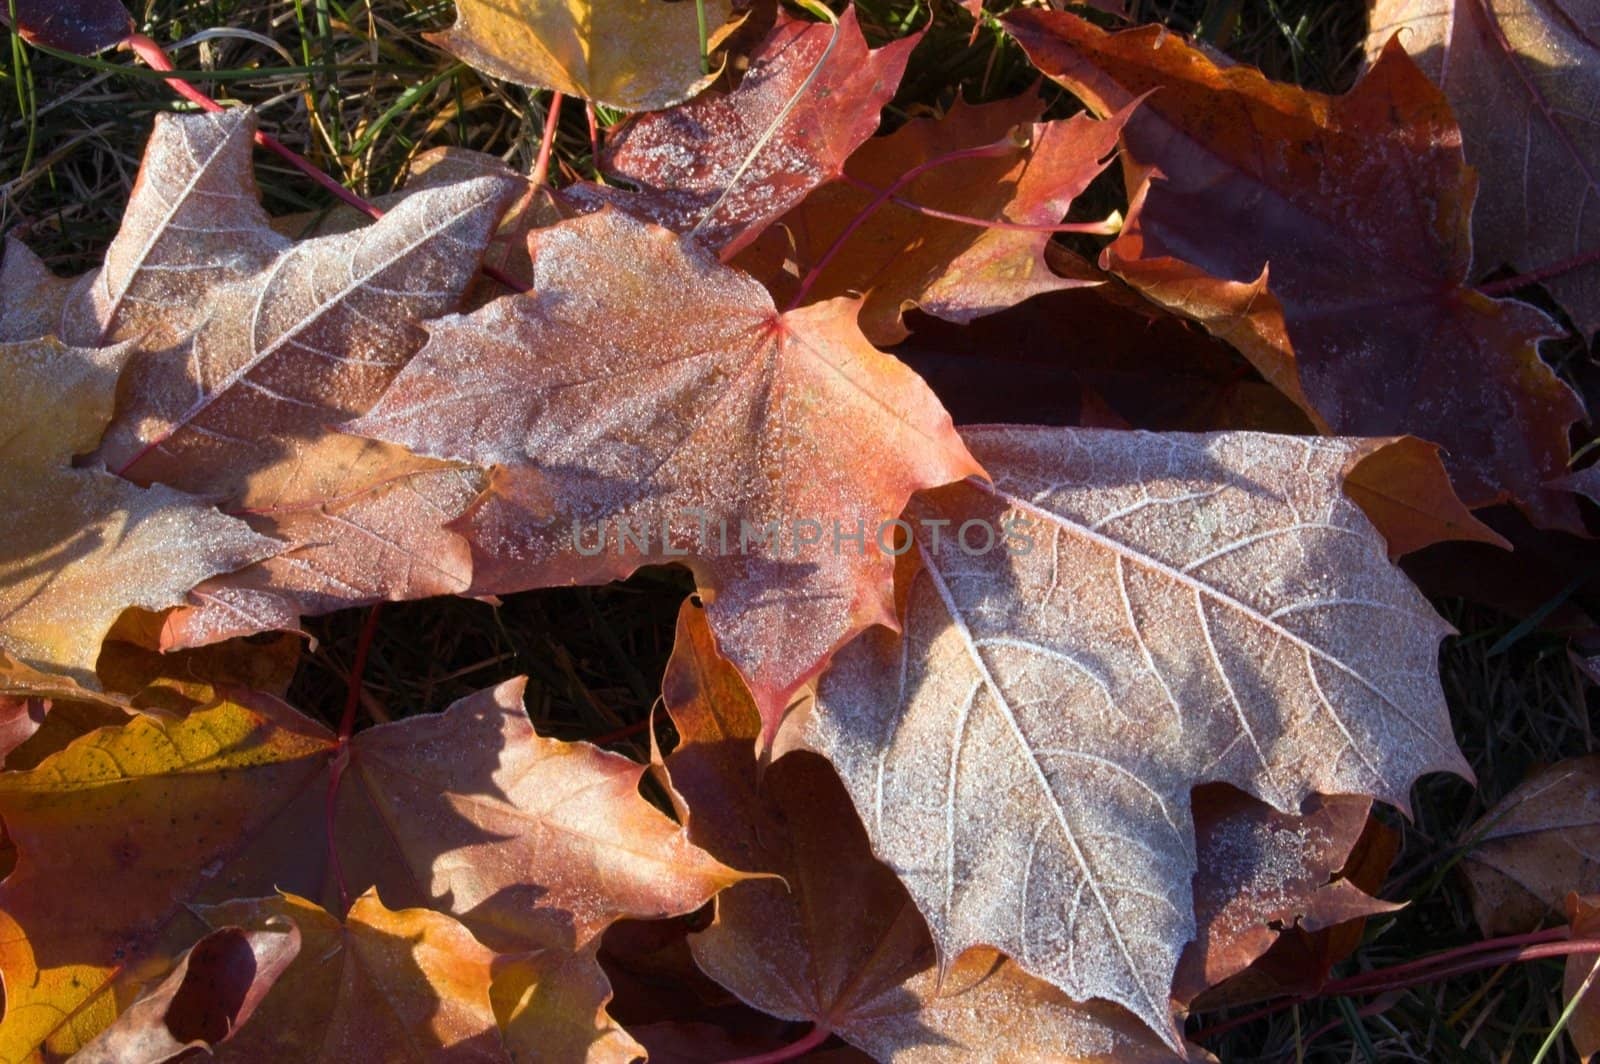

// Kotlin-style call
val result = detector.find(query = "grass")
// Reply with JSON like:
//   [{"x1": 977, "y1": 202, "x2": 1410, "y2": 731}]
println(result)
[
  {"x1": 2, "y1": 1, "x2": 1594, "y2": 1061},
  {"x1": 1262, "y1": 607, "x2": 1591, "y2": 1063}
]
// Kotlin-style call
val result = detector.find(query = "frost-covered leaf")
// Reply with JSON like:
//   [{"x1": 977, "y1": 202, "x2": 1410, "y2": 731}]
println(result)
[
  {"x1": 800, "y1": 426, "x2": 1467, "y2": 1045},
  {"x1": 160, "y1": 439, "x2": 485, "y2": 650},
  {"x1": 0, "y1": 0, "x2": 130, "y2": 54},
  {"x1": 432, "y1": 0, "x2": 740, "y2": 112},
  {"x1": 1006, "y1": 10, "x2": 1585, "y2": 530},
  {"x1": 576, "y1": 10, "x2": 917, "y2": 255},
  {"x1": 0, "y1": 338, "x2": 276, "y2": 683},
  {"x1": 742, "y1": 92, "x2": 1124, "y2": 344},
  {"x1": 1175, "y1": 785, "x2": 1397, "y2": 1003},
  {"x1": 64, "y1": 115, "x2": 520, "y2": 645},
  {"x1": 93, "y1": 160, "x2": 516, "y2": 501},
  {"x1": 663, "y1": 601, "x2": 1195, "y2": 1063},
  {"x1": 0, "y1": 239, "x2": 73, "y2": 342},
  {"x1": 353, "y1": 209, "x2": 981, "y2": 736},
  {"x1": 1461, "y1": 755, "x2": 1600, "y2": 936},
  {"x1": 1367, "y1": 0, "x2": 1600, "y2": 337},
  {"x1": 64, "y1": 109, "x2": 285, "y2": 350}
]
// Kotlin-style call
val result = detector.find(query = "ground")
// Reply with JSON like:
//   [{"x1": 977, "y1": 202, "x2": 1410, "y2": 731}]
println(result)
[{"x1": 1, "y1": 1, "x2": 1592, "y2": 1060}]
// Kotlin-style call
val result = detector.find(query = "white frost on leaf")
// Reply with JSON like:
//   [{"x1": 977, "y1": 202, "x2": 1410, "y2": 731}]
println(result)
[{"x1": 802, "y1": 426, "x2": 1468, "y2": 1047}]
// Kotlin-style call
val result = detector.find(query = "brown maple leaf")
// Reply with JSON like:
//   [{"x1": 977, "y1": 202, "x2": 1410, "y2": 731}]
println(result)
[
  {"x1": 798, "y1": 426, "x2": 1468, "y2": 1046},
  {"x1": 193, "y1": 892, "x2": 507, "y2": 1062},
  {"x1": 1460, "y1": 755, "x2": 1600, "y2": 936},
  {"x1": 739, "y1": 91, "x2": 1128, "y2": 344},
  {"x1": 567, "y1": 9, "x2": 918, "y2": 255},
  {"x1": 0, "y1": 679, "x2": 737, "y2": 1056},
  {"x1": 1175, "y1": 784, "x2": 1399, "y2": 1004},
  {"x1": 1005, "y1": 10, "x2": 1585, "y2": 530},
  {"x1": 352, "y1": 209, "x2": 982, "y2": 737},
  {"x1": 1367, "y1": 0, "x2": 1600, "y2": 338},
  {"x1": 0, "y1": 0, "x2": 130, "y2": 54},
  {"x1": 75, "y1": 920, "x2": 301, "y2": 1063}
]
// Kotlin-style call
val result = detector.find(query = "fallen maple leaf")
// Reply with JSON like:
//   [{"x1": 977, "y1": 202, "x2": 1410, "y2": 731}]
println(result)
[
  {"x1": 0, "y1": 0, "x2": 130, "y2": 54},
  {"x1": 431, "y1": 0, "x2": 741, "y2": 112},
  {"x1": 0, "y1": 337, "x2": 276, "y2": 684},
  {"x1": 195, "y1": 891, "x2": 507, "y2": 1062},
  {"x1": 0, "y1": 239, "x2": 73, "y2": 342},
  {"x1": 31, "y1": 111, "x2": 523, "y2": 649},
  {"x1": 0, "y1": 679, "x2": 736, "y2": 1055},
  {"x1": 91, "y1": 131, "x2": 516, "y2": 500},
  {"x1": 575, "y1": 10, "x2": 918, "y2": 255},
  {"x1": 1368, "y1": 0, "x2": 1600, "y2": 337},
  {"x1": 890, "y1": 254, "x2": 1318, "y2": 433},
  {"x1": 352, "y1": 209, "x2": 982, "y2": 738},
  {"x1": 159, "y1": 439, "x2": 487, "y2": 651},
  {"x1": 1343, "y1": 436, "x2": 1511, "y2": 559},
  {"x1": 493, "y1": 944, "x2": 646, "y2": 1063},
  {"x1": 75, "y1": 920, "x2": 301, "y2": 1064},
  {"x1": 740, "y1": 91, "x2": 1126, "y2": 344},
  {"x1": 1005, "y1": 10, "x2": 1585, "y2": 530},
  {"x1": 798, "y1": 426, "x2": 1468, "y2": 1046},
  {"x1": 1461, "y1": 755, "x2": 1600, "y2": 936},
  {"x1": 1175, "y1": 785, "x2": 1398, "y2": 1003},
  {"x1": 662, "y1": 600, "x2": 1193, "y2": 1062},
  {"x1": 350, "y1": 677, "x2": 744, "y2": 951},
  {"x1": 97, "y1": 608, "x2": 302, "y2": 701},
  {"x1": 62, "y1": 109, "x2": 286, "y2": 351},
  {"x1": 1563, "y1": 892, "x2": 1600, "y2": 1060}
]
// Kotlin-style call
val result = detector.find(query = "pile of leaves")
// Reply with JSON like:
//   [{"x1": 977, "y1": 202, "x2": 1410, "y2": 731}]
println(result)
[{"x1": 1, "y1": 0, "x2": 1599, "y2": 1059}]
